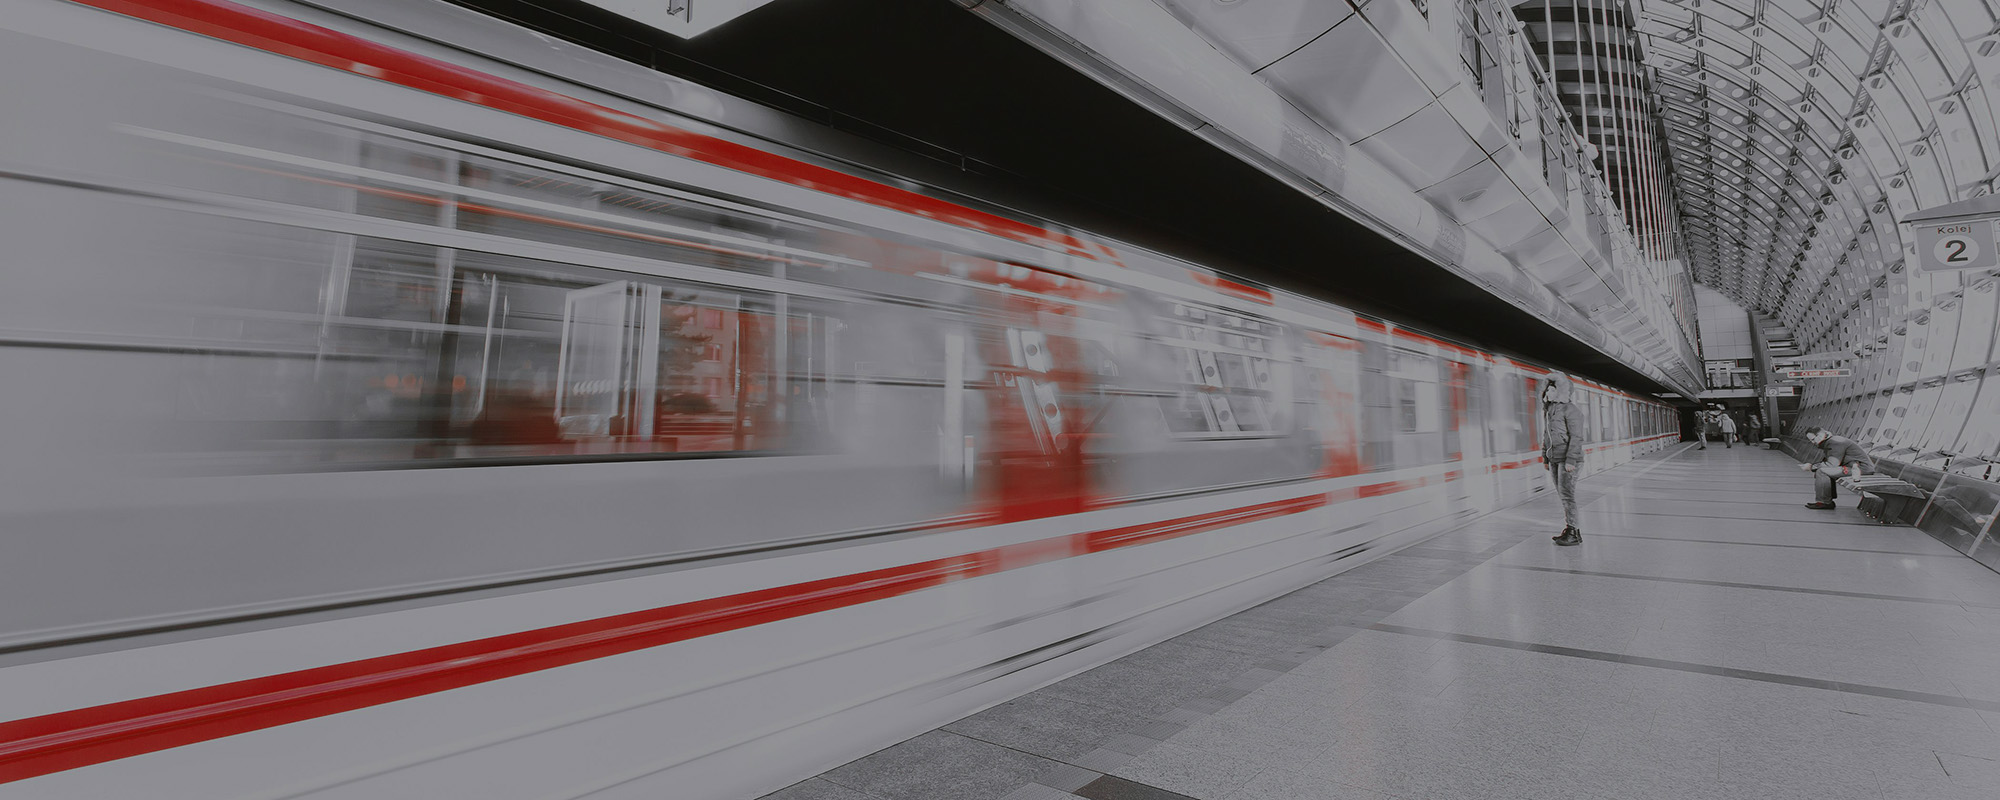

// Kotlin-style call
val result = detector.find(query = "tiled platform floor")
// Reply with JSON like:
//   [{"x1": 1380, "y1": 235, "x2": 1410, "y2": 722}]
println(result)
[{"x1": 763, "y1": 445, "x2": 2000, "y2": 800}]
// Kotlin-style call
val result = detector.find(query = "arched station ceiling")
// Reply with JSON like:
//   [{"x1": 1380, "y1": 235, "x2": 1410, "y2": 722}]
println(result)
[{"x1": 1631, "y1": 0, "x2": 1999, "y2": 355}]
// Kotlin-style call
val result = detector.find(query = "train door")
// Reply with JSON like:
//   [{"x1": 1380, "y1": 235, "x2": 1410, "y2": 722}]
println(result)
[
  {"x1": 972, "y1": 268, "x2": 1122, "y2": 522},
  {"x1": 1522, "y1": 372, "x2": 1545, "y2": 493},
  {"x1": 556, "y1": 280, "x2": 656, "y2": 441},
  {"x1": 1443, "y1": 358, "x2": 1474, "y2": 514},
  {"x1": 1457, "y1": 359, "x2": 1496, "y2": 513},
  {"x1": 1302, "y1": 332, "x2": 1364, "y2": 478}
]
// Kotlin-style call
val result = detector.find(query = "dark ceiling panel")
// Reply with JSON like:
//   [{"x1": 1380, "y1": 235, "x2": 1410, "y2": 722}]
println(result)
[{"x1": 439, "y1": 0, "x2": 1673, "y2": 393}]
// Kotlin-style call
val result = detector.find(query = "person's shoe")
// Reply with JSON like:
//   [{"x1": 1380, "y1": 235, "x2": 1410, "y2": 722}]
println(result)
[
  {"x1": 1554, "y1": 530, "x2": 1582, "y2": 546},
  {"x1": 1552, "y1": 525, "x2": 1576, "y2": 542},
  {"x1": 1804, "y1": 501, "x2": 1836, "y2": 510}
]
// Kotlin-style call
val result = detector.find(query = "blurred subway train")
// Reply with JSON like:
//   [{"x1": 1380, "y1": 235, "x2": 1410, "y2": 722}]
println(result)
[{"x1": 0, "y1": 1, "x2": 1677, "y2": 797}]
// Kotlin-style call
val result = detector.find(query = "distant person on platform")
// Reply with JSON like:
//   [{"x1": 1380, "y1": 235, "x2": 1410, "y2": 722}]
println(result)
[
  {"x1": 1718, "y1": 412, "x2": 1738, "y2": 448},
  {"x1": 1799, "y1": 426, "x2": 1873, "y2": 510},
  {"x1": 1696, "y1": 409, "x2": 1717, "y2": 449},
  {"x1": 1748, "y1": 412, "x2": 1764, "y2": 441},
  {"x1": 1542, "y1": 373, "x2": 1587, "y2": 546}
]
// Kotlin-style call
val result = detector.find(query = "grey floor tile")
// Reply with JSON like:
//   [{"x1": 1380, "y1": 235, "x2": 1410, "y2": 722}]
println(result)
[
  {"x1": 1310, "y1": 749, "x2": 1546, "y2": 800},
  {"x1": 820, "y1": 730, "x2": 1062, "y2": 800},
  {"x1": 1110, "y1": 741, "x2": 1265, "y2": 800},
  {"x1": 1157, "y1": 714, "x2": 1331, "y2": 768},
  {"x1": 1073, "y1": 747, "x2": 1138, "y2": 772},
  {"x1": 757, "y1": 777, "x2": 881, "y2": 800},
  {"x1": 1218, "y1": 766, "x2": 1398, "y2": 800},
  {"x1": 944, "y1": 691, "x2": 1156, "y2": 761},
  {"x1": 1073, "y1": 775, "x2": 1201, "y2": 800},
  {"x1": 1034, "y1": 763, "x2": 1104, "y2": 792},
  {"x1": 1117, "y1": 639, "x2": 1264, "y2": 681},
  {"x1": 1717, "y1": 748, "x2": 1884, "y2": 798},
  {"x1": 999, "y1": 784, "x2": 1088, "y2": 800},
  {"x1": 1177, "y1": 619, "x2": 1315, "y2": 655},
  {"x1": 1880, "y1": 779, "x2": 2000, "y2": 800},
  {"x1": 1039, "y1": 660, "x2": 1217, "y2": 718},
  {"x1": 1935, "y1": 750, "x2": 2000, "y2": 790}
]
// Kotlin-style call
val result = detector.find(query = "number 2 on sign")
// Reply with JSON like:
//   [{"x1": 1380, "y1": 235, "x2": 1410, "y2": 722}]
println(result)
[{"x1": 1936, "y1": 235, "x2": 1978, "y2": 265}]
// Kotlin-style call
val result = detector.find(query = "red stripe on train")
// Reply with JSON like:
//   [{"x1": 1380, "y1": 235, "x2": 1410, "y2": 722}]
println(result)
[
  {"x1": 68, "y1": 0, "x2": 1102, "y2": 261},
  {"x1": 1188, "y1": 272, "x2": 1275, "y2": 305},
  {"x1": 0, "y1": 491, "x2": 1334, "y2": 783}
]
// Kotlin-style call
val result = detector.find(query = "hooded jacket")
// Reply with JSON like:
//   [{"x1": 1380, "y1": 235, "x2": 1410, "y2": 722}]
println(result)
[
  {"x1": 1812, "y1": 434, "x2": 1873, "y2": 473},
  {"x1": 1541, "y1": 373, "x2": 1587, "y2": 467}
]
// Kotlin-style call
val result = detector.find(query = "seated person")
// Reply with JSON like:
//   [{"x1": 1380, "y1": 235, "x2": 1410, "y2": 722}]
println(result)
[{"x1": 1798, "y1": 426, "x2": 1874, "y2": 510}]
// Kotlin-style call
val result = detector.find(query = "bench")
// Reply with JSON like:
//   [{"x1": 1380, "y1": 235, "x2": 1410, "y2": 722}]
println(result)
[{"x1": 1837, "y1": 475, "x2": 1928, "y2": 524}]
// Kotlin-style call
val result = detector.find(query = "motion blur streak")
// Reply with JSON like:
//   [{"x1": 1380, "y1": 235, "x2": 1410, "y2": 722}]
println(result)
[
  {"x1": 62, "y1": 0, "x2": 1106, "y2": 259},
  {"x1": 0, "y1": 0, "x2": 1678, "y2": 797},
  {"x1": 0, "y1": 493, "x2": 1351, "y2": 783}
]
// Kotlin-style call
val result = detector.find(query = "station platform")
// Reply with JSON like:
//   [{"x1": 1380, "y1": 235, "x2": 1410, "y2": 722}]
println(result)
[{"x1": 763, "y1": 445, "x2": 2000, "y2": 800}]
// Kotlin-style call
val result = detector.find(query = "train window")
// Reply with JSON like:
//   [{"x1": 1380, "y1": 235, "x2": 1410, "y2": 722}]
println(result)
[
  {"x1": 1384, "y1": 348, "x2": 1445, "y2": 465},
  {"x1": 1153, "y1": 304, "x2": 1288, "y2": 439},
  {"x1": 1389, "y1": 349, "x2": 1439, "y2": 435},
  {"x1": 274, "y1": 239, "x2": 799, "y2": 464}
]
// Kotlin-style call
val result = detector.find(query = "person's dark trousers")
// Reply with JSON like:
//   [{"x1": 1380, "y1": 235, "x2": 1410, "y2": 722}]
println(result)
[
  {"x1": 1815, "y1": 465, "x2": 1864, "y2": 503},
  {"x1": 1548, "y1": 463, "x2": 1579, "y2": 530}
]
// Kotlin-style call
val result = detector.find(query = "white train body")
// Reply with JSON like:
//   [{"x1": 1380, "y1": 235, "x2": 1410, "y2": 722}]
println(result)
[{"x1": 0, "y1": 1, "x2": 1678, "y2": 797}]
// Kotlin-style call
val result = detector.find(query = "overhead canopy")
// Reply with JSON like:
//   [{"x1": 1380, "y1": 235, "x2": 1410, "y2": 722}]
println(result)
[
  {"x1": 1903, "y1": 194, "x2": 2000, "y2": 225},
  {"x1": 576, "y1": 0, "x2": 777, "y2": 39}
]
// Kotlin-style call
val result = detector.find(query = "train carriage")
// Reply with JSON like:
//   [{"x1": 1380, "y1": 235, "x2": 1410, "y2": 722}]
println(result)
[{"x1": 0, "y1": 0, "x2": 1678, "y2": 796}]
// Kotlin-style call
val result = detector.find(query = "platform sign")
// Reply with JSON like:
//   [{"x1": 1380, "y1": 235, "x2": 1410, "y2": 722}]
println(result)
[
  {"x1": 1766, "y1": 386, "x2": 1797, "y2": 396},
  {"x1": 1906, "y1": 196, "x2": 2000, "y2": 272},
  {"x1": 1913, "y1": 220, "x2": 1999, "y2": 272},
  {"x1": 1783, "y1": 368, "x2": 1851, "y2": 378}
]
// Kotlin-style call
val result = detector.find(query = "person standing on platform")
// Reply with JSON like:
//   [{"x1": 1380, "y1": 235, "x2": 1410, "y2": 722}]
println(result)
[
  {"x1": 1541, "y1": 373, "x2": 1587, "y2": 546},
  {"x1": 1799, "y1": 426, "x2": 1873, "y2": 510},
  {"x1": 1696, "y1": 408, "x2": 1716, "y2": 449},
  {"x1": 1748, "y1": 412, "x2": 1764, "y2": 442},
  {"x1": 1718, "y1": 412, "x2": 1738, "y2": 448}
]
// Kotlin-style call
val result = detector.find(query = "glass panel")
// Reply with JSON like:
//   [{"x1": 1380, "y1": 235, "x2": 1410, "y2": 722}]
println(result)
[
  {"x1": 176, "y1": 236, "x2": 799, "y2": 466},
  {"x1": 555, "y1": 281, "x2": 633, "y2": 438},
  {"x1": 1915, "y1": 473, "x2": 1998, "y2": 556}
]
